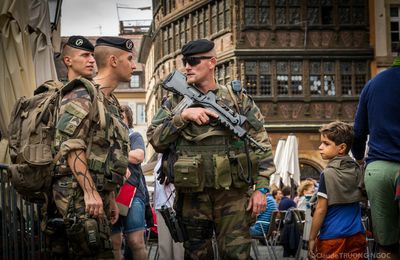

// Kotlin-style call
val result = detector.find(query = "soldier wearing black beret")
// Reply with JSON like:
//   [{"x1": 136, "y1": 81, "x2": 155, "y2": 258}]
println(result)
[
  {"x1": 95, "y1": 36, "x2": 134, "y2": 53},
  {"x1": 94, "y1": 36, "x2": 135, "y2": 84},
  {"x1": 62, "y1": 35, "x2": 95, "y2": 80},
  {"x1": 51, "y1": 36, "x2": 137, "y2": 259},
  {"x1": 148, "y1": 38, "x2": 275, "y2": 259},
  {"x1": 94, "y1": 36, "x2": 142, "y2": 259},
  {"x1": 66, "y1": 35, "x2": 94, "y2": 52}
]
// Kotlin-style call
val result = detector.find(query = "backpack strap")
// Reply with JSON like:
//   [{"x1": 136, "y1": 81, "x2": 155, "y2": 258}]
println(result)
[
  {"x1": 62, "y1": 77, "x2": 106, "y2": 130},
  {"x1": 224, "y1": 83, "x2": 242, "y2": 113},
  {"x1": 76, "y1": 77, "x2": 106, "y2": 130},
  {"x1": 58, "y1": 77, "x2": 107, "y2": 162}
]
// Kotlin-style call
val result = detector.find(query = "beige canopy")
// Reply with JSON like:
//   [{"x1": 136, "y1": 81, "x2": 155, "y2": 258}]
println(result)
[{"x1": 0, "y1": 0, "x2": 57, "y2": 138}]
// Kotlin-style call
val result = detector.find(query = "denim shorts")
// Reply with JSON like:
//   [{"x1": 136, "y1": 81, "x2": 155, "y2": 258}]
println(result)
[{"x1": 112, "y1": 197, "x2": 146, "y2": 233}]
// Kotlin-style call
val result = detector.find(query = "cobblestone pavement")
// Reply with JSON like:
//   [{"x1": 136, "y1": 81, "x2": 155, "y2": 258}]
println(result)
[{"x1": 147, "y1": 241, "x2": 297, "y2": 260}]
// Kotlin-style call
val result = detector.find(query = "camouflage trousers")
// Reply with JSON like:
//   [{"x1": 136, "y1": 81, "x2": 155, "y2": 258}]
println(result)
[
  {"x1": 176, "y1": 187, "x2": 255, "y2": 260},
  {"x1": 46, "y1": 175, "x2": 114, "y2": 259}
]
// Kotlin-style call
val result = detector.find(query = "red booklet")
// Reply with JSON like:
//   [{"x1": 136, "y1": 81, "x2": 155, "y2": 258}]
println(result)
[{"x1": 116, "y1": 183, "x2": 136, "y2": 216}]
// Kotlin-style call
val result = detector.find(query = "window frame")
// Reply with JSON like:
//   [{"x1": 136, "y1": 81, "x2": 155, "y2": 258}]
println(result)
[{"x1": 130, "y1": 74, "x2": 141, "y2": 89}]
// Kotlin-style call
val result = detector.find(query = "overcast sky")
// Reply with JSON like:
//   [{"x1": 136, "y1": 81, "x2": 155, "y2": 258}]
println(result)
[{"x1": 61, "y1": 0, "x2": 152, "y2": 36}]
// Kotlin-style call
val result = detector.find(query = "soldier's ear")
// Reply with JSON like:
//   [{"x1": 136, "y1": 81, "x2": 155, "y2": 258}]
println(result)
[
  {"x1": 110, "y1": 55, "x2": 118, "y2": 67},
  {"x1": 208, "y1": 57, "x2": 217, "y2": 69},
  {"x1": 63, "y1": 56, "x2": 72, "y2": 67}
]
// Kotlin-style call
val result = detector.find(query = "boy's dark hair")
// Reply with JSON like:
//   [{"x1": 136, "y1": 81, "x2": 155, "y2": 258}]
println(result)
[
  {"x1": 319, "y1": 121, "x2": 354, "y2": 153},
  {"x1": 282, "y1": 186, "x2": 291, "y2": 196},
  {"x1": 121, "y1": 105, "x2": 133, "y2": 128}
]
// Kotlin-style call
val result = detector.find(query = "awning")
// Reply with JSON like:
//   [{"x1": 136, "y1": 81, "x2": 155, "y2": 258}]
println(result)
[
  {"x1": 0, "y1": 0, "x2": 36, "y2": 137},
  {"x1": 0, "y1": 0, "x2": 57, "y2": 137}
]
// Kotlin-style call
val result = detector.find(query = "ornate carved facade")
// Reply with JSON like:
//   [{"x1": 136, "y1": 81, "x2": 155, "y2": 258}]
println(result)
[{"x1": 140, "y1": 0, "x2": 373, "y2": 179}]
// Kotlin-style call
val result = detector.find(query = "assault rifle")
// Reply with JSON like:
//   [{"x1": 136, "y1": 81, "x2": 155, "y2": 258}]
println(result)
[{"x1": 162, "y1": 70, "x2": 266, "y2": 152}]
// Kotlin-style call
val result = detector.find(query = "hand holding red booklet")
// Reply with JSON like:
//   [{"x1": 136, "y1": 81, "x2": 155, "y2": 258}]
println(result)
[{"x1": 116, "y1": 183, "x2": 136, "y2": 216}]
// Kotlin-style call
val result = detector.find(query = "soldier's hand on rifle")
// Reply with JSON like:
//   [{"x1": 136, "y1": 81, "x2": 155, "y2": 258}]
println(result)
[
  {"x1": 246, "y1": 190, "x2": 267, "y2": 217},
  {"x1": 181, "y1": 107, "x2": 218, "y2": 125},
  {"x1": 84, "y1": 190, "x2": 104, "y2": 218}
]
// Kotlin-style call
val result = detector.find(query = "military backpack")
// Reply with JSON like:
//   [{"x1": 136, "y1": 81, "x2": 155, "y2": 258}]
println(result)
[{"x1": 7, "y1": 77, "x2": 101, "y2": 203}]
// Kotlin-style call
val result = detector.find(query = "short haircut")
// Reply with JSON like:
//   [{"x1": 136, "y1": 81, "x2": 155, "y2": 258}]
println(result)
[
  {"x1": 94, "y1": 46, "x2": 124, "y2": 70},
  {"x1": 319, "y1": 121, "x2": 354, "y2": 153},
  {"x1": 121, "y1": 105, "x2": 133, "y2": 128},
  {"x1": 61, "y1": 44, "x2": 74, "y2": 66}
]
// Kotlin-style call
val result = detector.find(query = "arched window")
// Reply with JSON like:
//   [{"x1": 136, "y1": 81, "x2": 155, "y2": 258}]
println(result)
[{"x1": 299, "y1": 159, "x2": 322, "y2": 181}]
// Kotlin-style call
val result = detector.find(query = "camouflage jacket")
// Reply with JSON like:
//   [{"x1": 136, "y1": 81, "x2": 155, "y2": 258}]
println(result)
[
  {"x1": 54, "y1": 84, "x2": 129, "y2": 188},
  {"x1": 147, "y1": 83, "x2": 275, "y2": 189}
]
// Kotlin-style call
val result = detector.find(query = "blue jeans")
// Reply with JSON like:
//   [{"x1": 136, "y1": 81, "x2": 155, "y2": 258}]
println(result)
[
  {"x1": 112, "y1": 197, "x2": 146, "y2": 233},
  {"x1": 249, "y1": 223, "x2": 270, "y2": 237}
]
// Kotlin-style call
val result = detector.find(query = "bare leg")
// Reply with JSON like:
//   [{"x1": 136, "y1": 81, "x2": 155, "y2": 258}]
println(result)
[
  {"x1": 111, "y1": 232, "x2": 123, "y2": 260},
  {"x1": 127, "y1": 230, "x2": 148, "y2": 260}
]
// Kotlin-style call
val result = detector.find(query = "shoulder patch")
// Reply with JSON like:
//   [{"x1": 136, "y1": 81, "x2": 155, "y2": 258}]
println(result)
[{"x1": 56, "y1": 100, "x2": 90, "y2": 136}]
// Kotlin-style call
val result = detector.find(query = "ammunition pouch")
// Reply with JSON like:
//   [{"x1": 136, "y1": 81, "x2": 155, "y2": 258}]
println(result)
[
  {"x1": 230, "y1": 153, "x2": 258, "y2": 188},
  {"x1": 213, "y1": 154, "x2": 232, "y2": 189},
  {"x1": 159, "y1": 205, "x2": 188, "y2": 242},
  {"x1": 65, "y1": 218, "x2": 111, "y2": 257},
  {"x1": 173, "y1": 155, "x2": 204, "y2": 192},
  {"x1": 181, "y1": 217, "x2": 214, "y2": 240}
]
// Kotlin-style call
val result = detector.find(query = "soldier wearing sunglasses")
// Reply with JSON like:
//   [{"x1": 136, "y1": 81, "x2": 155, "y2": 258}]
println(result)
[{"x1": 147, "y1": 39, "x2": 275, "y2": 259}]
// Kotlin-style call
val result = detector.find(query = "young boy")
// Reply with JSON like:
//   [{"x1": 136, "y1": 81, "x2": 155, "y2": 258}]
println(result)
[{"x1": 308, "y1": 121, "x2": 366, "y2": 260}]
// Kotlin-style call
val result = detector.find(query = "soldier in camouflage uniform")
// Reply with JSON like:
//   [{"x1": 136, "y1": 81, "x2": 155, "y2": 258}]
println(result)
[
  {"x1": 51, "y1": 37, "x2": 135, "y2": 259},
  {"x1": 62, "y1": 35, "x2": 95, "y2": 81},
  {"x1": 147, "y1": 39, "x2": 276, "y2": 260}
]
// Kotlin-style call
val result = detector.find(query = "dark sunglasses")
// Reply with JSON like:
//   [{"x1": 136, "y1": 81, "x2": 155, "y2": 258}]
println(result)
[{"x1": 182, "y1": 56, "x2": 213, "y2": 66}]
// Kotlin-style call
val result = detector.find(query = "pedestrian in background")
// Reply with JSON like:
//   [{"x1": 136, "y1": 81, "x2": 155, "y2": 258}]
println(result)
[
  {"x1": 111, "y1": 105, "x2": 148, "y2": 260},
  {"x1": 352, "y1": 57, "x2": 400, "y2": 260},
  {"x1": 153, "y1": 153, "x2": 185, "y2": 260}
]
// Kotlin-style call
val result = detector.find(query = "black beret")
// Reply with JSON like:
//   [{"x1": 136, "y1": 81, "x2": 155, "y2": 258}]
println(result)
[
  {"x1": 95, "y1": 37, "x2": 134, "y2": 52},
  {"x1": 181, "y1": 39, "x2": 214, "y2": 56},
  {"x1": 66, "y1": 35, "x2": 94, "y2": 52}
]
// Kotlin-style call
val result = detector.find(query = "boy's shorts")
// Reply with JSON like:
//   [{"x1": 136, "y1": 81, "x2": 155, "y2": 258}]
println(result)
[
  {"x1": 112, "y1": 197, "x2": 146, "y2": 233},
  {"x1": 365, "y1": 160, "x2": 400, "y2": 246},
  {"x1": 315, "y1": 232, "x2": 366, "y2": 260}
]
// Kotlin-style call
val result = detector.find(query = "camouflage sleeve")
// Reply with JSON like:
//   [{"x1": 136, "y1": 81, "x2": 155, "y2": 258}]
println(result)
[
  {"x1": 146, "y1": 95, "x2": 188, "y2": 153},
  {"x1": 242, "y1": 95, "x2": 276, "y2": 189},
  {"x1": 55, "y1": 86, "x2": 92, "y2": 156}
]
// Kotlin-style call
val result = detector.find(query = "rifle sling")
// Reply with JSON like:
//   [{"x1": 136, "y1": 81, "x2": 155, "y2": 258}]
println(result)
[{"x1": 189, "y1": 130, "x2": 230, "y2": 143}]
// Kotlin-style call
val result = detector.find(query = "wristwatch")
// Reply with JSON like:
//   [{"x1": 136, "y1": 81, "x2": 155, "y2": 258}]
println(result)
[{"x1": 256, "y1": 188, "x2": 269, "y2": 194}]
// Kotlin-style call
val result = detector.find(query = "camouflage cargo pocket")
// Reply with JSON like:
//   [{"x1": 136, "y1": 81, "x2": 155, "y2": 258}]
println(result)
[
  {"x1": 231, "y1": 153, "x2": 258, "y2": 188},
  {"x1": 213, "y1": 154, "x2": 232, "y2": 189},
  {"x1": 173, "y1": 155, "x2": 204, "y2": 192}
]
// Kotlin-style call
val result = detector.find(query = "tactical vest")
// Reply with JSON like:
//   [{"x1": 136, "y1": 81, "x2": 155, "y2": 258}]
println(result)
[
  {"x1": 172, "y1": 84, "x2": 259, "y2": 192},
  {"x1": 55, "y1": 83, "x2": 129, "y2": 191},
  {"x1": 86, "y1": 93, "x2": 129, "y2": 190}
]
